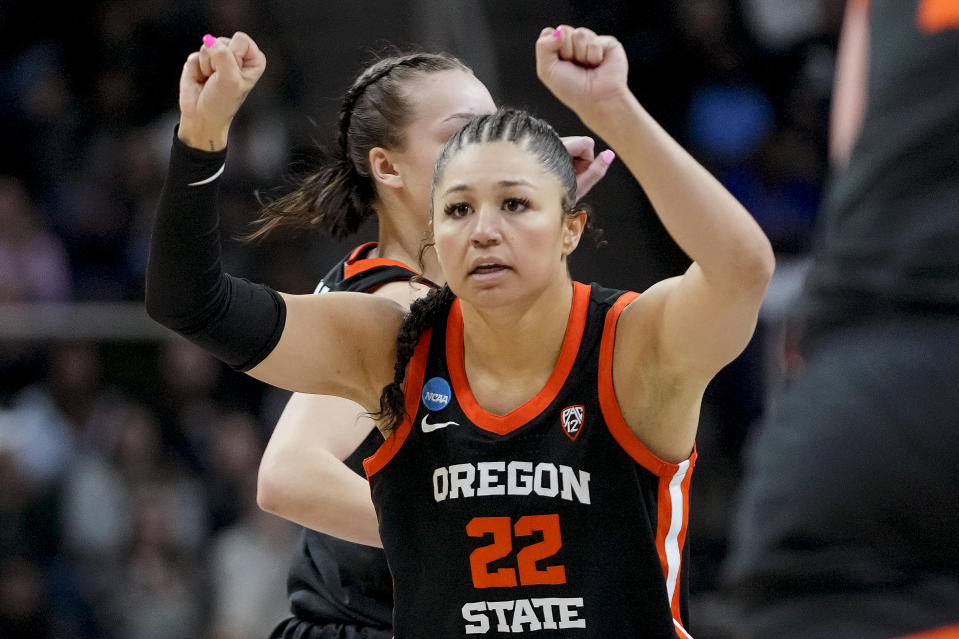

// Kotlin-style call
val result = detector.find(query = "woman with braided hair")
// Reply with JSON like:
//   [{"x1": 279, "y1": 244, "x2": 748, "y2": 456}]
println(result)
[
  {"x1": 147, "y1": 25, "x2": 773, "y2": 637},
  {"x1": 178, "y1": 34, "x2": 610, "y2": 639}
]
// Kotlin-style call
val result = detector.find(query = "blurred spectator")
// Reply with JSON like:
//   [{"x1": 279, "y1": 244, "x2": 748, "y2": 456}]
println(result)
[
  {"x1": 0, "y1": 176, "x2": 72, "y2": 302},
  {"x1": 53, "y1": 138, "x2": 144, "y2": 300},
  {"x1": 0, "y1": 446, "x2": 101, "y2": 638},
  {"x1": 0, "y1": 342, "x2": 122, "y2": 488},
  {"x1": 0, "y1": 42, "x2": 80, "y2": 196},
  {"x1": 152, "y1": 336, "x2": 223, "y2": 465},
  {"x1": 60, "y1": 399, "x2": 207, "y2": 634},
  {"x1": 61, "y1": 400, "x2": 206, "y2": 558},
  {"x1": 721, "y1": 126, "x2": 823, "y2": 255},
  {"x1": 0, "y1": 449, "x2": 60, "y2": 565},
  {"x1": 742, "y1": 0, "x2": 844, "y2": 54},
  {"x1": 104, "y1": 484, "x2": 206, "y2": 639},
  {"x1": 208, "y1": 490, "x2": 297, "y2": 639},
  {"x1": 202, "y1": 404, "x2": 297, "y2": 638},
  {"x1": 201, "y1": 409, "x2": 267, "y2": 533},
  {"x1": 0, "y1": 556, "x2": 55, "y2": 639}
]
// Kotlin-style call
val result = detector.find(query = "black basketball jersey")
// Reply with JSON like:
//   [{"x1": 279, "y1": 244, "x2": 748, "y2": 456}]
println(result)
[
  {"x1": 365, "y1": 282, "x2": 696, "y2": 638},
  {"x1": 285, "y1": 242, "x2": 431, "y2": 628},
  {"x1": 799, "y1": 0, "x2": 959, "y2": 341}
]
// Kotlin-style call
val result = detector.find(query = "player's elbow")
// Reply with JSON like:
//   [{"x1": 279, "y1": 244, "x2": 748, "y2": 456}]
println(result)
[
  {"x1": 753, "y1": 240, "x2": 776, "y2": 288},
  {"x1": 736, "y1": 236, "x2": 776, "y2": 297},
  {"x1": 256, "y1": 454, "x2": 291, "y2": 516}
]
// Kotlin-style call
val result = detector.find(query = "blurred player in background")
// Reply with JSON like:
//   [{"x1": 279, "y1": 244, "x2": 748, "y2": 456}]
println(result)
[{"x1": 723, "y1": 1, "x2": 959, "y2": 637}]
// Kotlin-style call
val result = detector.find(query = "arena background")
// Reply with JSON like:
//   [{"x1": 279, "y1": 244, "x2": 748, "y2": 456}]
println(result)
[{"x1": 0, "y1": 1, "x2": 840, "y2": 637}]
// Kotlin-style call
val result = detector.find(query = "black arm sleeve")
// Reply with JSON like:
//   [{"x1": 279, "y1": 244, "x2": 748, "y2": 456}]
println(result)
[{"x1": 145, "y1": 130, "x2": 286, "y2": 372}]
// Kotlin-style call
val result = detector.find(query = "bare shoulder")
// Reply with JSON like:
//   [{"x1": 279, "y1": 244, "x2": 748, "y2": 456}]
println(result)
[
  {"x1": 615, "y1": 277, "x2": 680, "y2": 363},
  {"x1": 369, "y1": 279, "x2": 433, "y2": 310}
]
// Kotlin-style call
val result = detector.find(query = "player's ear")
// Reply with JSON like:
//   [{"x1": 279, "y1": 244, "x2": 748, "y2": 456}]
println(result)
[
  {"x1": 369, "y1": 147, "x2": 404, "y2": 189},
  {"x1": 561, "y1": 209, "x2": 587, "y2": 257}
]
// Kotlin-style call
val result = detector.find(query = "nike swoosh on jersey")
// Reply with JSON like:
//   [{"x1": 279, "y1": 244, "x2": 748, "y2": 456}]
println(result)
[{"x1": 421, "y1": 414, "x2": 459, "y2": 433}]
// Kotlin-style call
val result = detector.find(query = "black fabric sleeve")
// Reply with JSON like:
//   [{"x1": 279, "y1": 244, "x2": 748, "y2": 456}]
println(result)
[{"x1": 145, "y1": 129, "x2": 286, "y2": 372}]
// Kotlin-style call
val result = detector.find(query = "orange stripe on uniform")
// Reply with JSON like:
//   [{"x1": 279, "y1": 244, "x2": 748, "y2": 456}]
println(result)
[
  {"x1": 447, "y1": 282, "x2": 590, "y2": 435},
  {"x1": 363, "y1": 328, "x2": 432, "y2": 478},
  {"x1": 596, "y1": 291, "x2": 691, "y2": 475},
  {"x1": 655, "y1": 471, "x2": 673, "y2": 584},
  {"x1": 343, "y1": 241, "x2": 420, "y2": 279},
  {"x1": 596, "y1": 289, "x2": 697, "y2": 632},
  {"x1": 918, "y1": 0, "x2": 959, "y2": 34},
  {"x1": 653, "y1": 460, "x2": 695, "y2": 635},
  {"x1": 671, "y1": 458, "x2": 695, "y2": 622},
  {"x1": 897, "y1": 624, "x2": 959, "y2": 639}
]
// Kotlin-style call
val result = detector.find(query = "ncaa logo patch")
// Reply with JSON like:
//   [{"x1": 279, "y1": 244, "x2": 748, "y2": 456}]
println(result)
[
  {"x1": 422, "y1": 377, "x2": 452, "y2": 411},
  {"x1": 561, "y1": 405, "x2": 585, "y2": 441}
]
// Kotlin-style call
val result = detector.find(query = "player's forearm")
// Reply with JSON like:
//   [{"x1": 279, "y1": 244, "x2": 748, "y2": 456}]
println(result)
[
  {"x1": 257, "y1": 448, "x2": 382, "y2": 547},
  {"x1": 580, "y1": 92, "x2": 775, "y2": 292},
  {"x1": 178, "y1": 114, "x2": 231, "y2": 152},
  {"x1": 145, "y1": 132, "x2": 286, "y2": 371}
]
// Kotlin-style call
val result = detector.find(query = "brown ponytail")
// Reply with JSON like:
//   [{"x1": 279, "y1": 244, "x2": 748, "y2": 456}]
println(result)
[{"x1": 248, "y1": 52, "x2": 471, "y2": 241}]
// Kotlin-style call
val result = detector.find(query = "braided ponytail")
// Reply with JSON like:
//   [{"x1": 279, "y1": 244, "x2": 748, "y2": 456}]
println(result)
[
  {"x1": 374, "y1": 284, "x2": 456, "y2": 433},
  {"x1": 249, "y1": 51, "x2": 471, "y2": 241}
]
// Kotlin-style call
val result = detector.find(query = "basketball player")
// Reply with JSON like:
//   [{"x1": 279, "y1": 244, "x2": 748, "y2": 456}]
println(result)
[
  {"x1": 244, "y1": 49, "x2": 610, "y2": 638},
  {"x1": 146, "y1": 25, "x2": 773, "y2": 637},
  {"x1": 722, "y1": 1, "x2": 959, "y2": 637}
]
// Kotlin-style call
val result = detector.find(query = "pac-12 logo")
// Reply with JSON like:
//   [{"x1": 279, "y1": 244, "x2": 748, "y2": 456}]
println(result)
[
  {"x1": 422, "y1": 377, "x2": 452, "y2": 411},
  {"x1": 561, "y1": 405, "x2": 585, "y2": 441}
]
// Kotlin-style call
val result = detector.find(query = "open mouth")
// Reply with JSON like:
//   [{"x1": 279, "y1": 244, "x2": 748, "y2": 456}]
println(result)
[{"x1": 470, "y1": 263, "x2": 510, "y2": 275}]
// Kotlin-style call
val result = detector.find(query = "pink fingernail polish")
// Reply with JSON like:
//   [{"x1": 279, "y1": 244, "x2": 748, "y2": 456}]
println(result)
[
  {"x1": 601, "y1": 149, "x2": 616, "y2": 165},
  {"x1": 203, "y1": 34, "x2": 216, "y2": 48},
  {"x1": 552, "y1": 26, "x2": 562, "y2": 38}
]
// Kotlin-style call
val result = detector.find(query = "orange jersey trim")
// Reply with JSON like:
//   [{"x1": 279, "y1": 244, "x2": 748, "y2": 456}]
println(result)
[
  {"x1": 597, "y1": 291, "x2": 697, "y2": 475},
  {"x1": 363, "y1": 328, "x2": 432, "y2": 478},
  {"x1": 343, "y1": 241, "x2": 419, "y2": 279},
  {"x1": 918, "y1": 0, "x2": 959, "y2": 33},
  {"x1": 447, "y1": 281, "x2": 590, "y2": 435},
  {"x1": 658, "y1": 458, "x2": 694, "y2": 626},
  {"x1": 596, "y1": 289, "x2": 696, "y2": 633},
  {"x1": 897, "y1": 625, "x2": 959, "y2": 639}
]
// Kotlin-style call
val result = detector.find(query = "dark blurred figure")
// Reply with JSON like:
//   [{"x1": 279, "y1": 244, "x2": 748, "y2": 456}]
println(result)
[
  {"x1": 201, "y1": 409, "x2": 267, "y2": 533},
  {"x1": 723, "y1": 2, "x2": 959, "y2": 637},
  {"x1": 0, "y1": 432, "x2": 101, "y2": 638},
  {"x1": 59, "y1": 399, "x2": 207, "y2": 636},
  {"x1": 104, "y1": 484, "x2": 206, "y2": 639},
  {"x1": 0, "y1": 176, "x2": 72, "y2": 302},
  {"x1": 0, "y1": 342, "x2": 122, "y2": 489},
  {"x1": 152, "y1": 336, "x2": 223, "y2": 468},
  {"x1": 0, "y1": 556, "x2": 54, "y2": 639},
  {"x1": 208, "y1": 452, "x2": 297, "y2": 639}
]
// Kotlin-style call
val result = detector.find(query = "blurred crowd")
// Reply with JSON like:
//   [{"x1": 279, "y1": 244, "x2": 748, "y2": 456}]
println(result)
[{"x1": 0, "y1": 1, "x2": 842, "y2": 637}]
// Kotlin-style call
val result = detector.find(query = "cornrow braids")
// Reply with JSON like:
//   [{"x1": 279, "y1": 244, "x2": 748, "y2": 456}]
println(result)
[
  {"x1": 429, "y1": 108, "x2": 580, "y2": 221},
  {"x1": 248, "y1": 51, "x2": 471, "y2": 241},
  {"x1": 336, "y1": 52, "x2": 469, "y2": 176},
  {"x1": 335, "y1": 55, "x2": 423, "y2": 158},
  {"x1": 374, "y1": 284, "x2": 456, "y2": 433}
]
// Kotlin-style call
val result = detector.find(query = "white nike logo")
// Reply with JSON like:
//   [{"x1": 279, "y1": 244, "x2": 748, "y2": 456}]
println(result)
[{"x1": 421, "y1": 414, "x2": 459, "y2": 433}]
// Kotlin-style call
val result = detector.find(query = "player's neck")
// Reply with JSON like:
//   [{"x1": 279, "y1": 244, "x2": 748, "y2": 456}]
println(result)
[
  {"x1": 375, "y1": 215, "x2": 444, "y2": 284},
  {"x1": 459, "y1": 280, "x2": 574, "y2": 391}
]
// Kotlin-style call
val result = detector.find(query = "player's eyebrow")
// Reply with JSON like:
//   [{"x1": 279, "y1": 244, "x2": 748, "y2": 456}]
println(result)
[{"x1": 441, "y1": 179, "x2": 534, "y2": 196}]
